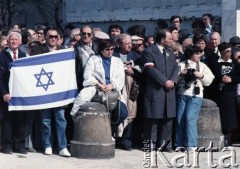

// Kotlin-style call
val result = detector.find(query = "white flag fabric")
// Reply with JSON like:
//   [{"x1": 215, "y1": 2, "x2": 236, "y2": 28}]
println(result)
[{"x1": 9, "y1": 48, "x2": 78, "y2": 111}]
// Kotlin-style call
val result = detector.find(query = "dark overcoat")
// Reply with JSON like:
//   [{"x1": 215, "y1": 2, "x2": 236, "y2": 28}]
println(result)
[{"x1": 142, "y1": 44, "x2": 179, "y2": 119}]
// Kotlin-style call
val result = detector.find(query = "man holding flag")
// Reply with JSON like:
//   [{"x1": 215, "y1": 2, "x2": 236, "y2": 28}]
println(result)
[
  {"x1": 0, "y1": 31, "x2": 27, "y2": 154},
  {"x1": 29, "y1": 26, "x2": 73, "y2": 157}
]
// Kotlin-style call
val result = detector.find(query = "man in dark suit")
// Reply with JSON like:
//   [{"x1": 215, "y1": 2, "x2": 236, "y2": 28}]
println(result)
[
  {"x1": 31, "y1": 26, "x2": 71, "y2": 157},
  {"x1": 0, "y1": 31, "x2": 27, "y2": 154},
  {"x1": 142, "y1": 29, "x2": 179, "y2": 152}
]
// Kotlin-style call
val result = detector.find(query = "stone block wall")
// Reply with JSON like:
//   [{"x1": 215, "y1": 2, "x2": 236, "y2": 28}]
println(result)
[{"x1": 63, "y1": 0, "x2": 222, "y2": 35}]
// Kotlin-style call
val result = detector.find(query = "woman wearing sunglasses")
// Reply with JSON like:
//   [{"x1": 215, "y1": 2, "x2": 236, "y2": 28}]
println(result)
[{"x1": 71, "y1": 39, "x2": 128, "y2": 135}]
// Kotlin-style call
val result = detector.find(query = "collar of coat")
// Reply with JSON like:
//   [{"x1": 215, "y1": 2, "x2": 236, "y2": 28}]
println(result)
[{"x1": 218, "y1": 57, "x2": 232, "y2": 63}]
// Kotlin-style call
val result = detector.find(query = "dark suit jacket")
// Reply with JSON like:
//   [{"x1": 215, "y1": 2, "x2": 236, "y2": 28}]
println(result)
[
  {"x1": 113, "y1": 50, "x2": 140, "y2": 63},
  {"x1": 0, "y1": 49, "x2": 26, "y2": 96},
  {"x1": 202, "y1": 48, "x2": 219, "y2": 100},
  {"x1": 204, "y1": 48, "x2": 219, "y2": 70},
  {"x1": 31, "y1": 43, "x2": 63, "y2": 56},
  {"x1": 141, "y1": 44, "x2": 179, "y2": 119}
]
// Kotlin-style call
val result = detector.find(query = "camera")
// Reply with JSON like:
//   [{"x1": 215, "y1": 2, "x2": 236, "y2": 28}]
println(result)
[
  {"x1": 124, "y1": 61, "x2": 133, "y2": 66},
  {"x1": 124, "y1": 61, "x2": 133, "y2": 70},
  {"x1": 184, "y1": 68, "x2": 197, "y2": 89}
]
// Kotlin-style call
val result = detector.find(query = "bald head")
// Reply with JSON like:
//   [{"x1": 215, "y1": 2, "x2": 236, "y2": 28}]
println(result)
[{"x1": 210, "y1": 32, "x2": 221, "y2": 48}]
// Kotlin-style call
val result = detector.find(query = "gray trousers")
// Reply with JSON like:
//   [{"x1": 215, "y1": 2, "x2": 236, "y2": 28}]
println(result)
[{"x1": 71, "y1": 86, "x2": 97, "y2": 116}]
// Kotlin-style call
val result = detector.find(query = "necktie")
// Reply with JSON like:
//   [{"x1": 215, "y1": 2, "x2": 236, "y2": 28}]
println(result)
[
  {"x1": 163, "y1": 48, "x2": 166, "y2": 56},
  {"x1": 13, "y1": 51, "x2": 17, "y2": 60},
  {"x1": 163, "y1": 48, "x2": 168, "y2": 59}
]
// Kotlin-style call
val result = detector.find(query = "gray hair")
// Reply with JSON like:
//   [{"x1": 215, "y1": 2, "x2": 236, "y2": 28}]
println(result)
[
  {"x1": 7, "y1": 31, "x2": 22, "y2": 41},
  {"x1": 70, "y1": 28, "x2": 80, "y2": 40},
  {"x1": 209, "y1": 31, "x2": 221, "y2": 41},
  {"x1": 80, "y1": 25, "x2": 93, "y2": 33},
  {"x1": 115, "y1": 33, "x2": 131, "y2": 46}
]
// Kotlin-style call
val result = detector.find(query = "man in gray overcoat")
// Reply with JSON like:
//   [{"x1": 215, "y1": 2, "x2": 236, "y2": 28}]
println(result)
[{"x1": 142, "y1": 29, "x2": 179, "y2": 152}]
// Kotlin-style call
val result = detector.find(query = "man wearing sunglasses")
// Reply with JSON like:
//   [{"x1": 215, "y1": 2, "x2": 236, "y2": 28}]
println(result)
[
  {"x1": 131, "y1": 35, "x2": 145, "y2": 55},
  {"x1": 74, "y1": 25, "x2": 95, "y2": 91},
  {"x1": 31, "y1": 26, "x2": 71, "y2": 157}
]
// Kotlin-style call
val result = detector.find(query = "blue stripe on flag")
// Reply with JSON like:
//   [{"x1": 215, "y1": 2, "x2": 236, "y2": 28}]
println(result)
[
  {"x1": 11, "y1": 50, "x2": 75, "y2": 67},
  {"x1": 9, "y1": 89, "x2": 78, "y2": 106}
]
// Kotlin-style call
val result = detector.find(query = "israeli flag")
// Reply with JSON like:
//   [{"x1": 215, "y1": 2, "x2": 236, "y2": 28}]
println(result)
[{"x1": 9, "y1": 48, "x2": 78, "y2": 111}]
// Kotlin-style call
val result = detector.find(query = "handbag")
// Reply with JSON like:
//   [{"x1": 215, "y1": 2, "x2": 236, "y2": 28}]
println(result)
[
  {"x1": 91, "y1": 89, "x2": 120, "y2": 112},
  {"x1": 129, "y1": 81, "x2": 140, "y2": 101}
]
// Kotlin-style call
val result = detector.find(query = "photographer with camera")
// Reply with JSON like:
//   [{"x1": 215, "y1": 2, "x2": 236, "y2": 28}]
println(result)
[{"x1": 175, "y1": 45, "x2": 214, "y2": 153}]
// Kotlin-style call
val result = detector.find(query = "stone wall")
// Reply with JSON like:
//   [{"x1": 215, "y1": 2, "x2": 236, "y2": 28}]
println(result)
[
  {"x1": 63, "y1": 0, "x2": 222, "y2": 35},
  {"x1": 221, "y1": 0, "x2": 240, "y2": 41},
  {"x1": 64, "y1": 0, "x2": 221, "y2": 22}
]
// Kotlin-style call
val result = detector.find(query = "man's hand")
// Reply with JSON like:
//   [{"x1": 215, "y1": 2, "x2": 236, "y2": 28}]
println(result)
[
  {"x1": 3, "y1": 94, "x2": 11, "y2": 102},
  {"x1": 165, "y1": 80, "x2": 175, "y2": 89},
  {"x1": 125, "y1": 66, "x2": 134, "y2": 76}
]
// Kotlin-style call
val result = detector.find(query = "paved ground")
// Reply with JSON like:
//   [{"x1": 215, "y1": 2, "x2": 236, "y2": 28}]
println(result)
[{"x1": 0, "y1": 145, "x2": 240, "y2": 169}]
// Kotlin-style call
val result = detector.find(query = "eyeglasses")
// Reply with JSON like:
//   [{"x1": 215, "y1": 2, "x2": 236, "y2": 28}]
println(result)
[
  {"x1": 48, "y1": 35, "x2": 58, "y2": 39},
  {"x1": 82, "y1": 32, "x2": 92, "y2": 37},
  {"x1": 104, "y1": 48, "x2": 115, "y2": 51}
]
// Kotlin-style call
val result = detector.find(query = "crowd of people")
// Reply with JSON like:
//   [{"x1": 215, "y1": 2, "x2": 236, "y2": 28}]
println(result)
[{"x1": 0, "y1": 13, "x2": 239, "y2": 157}]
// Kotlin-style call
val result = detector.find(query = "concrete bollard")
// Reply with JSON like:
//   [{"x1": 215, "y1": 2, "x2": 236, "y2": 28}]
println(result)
[
  {"x1": 198, "y1": 99, "x2": 224, "y2": 150},
  {"x1": 70, "y1": 102, "x2": 115, "y2": 159}
]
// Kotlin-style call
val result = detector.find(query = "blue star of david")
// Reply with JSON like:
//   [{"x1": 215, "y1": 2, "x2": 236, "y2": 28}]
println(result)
[{"x1": 34, "y1": 68, "x2": 54, "y2": 91}]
